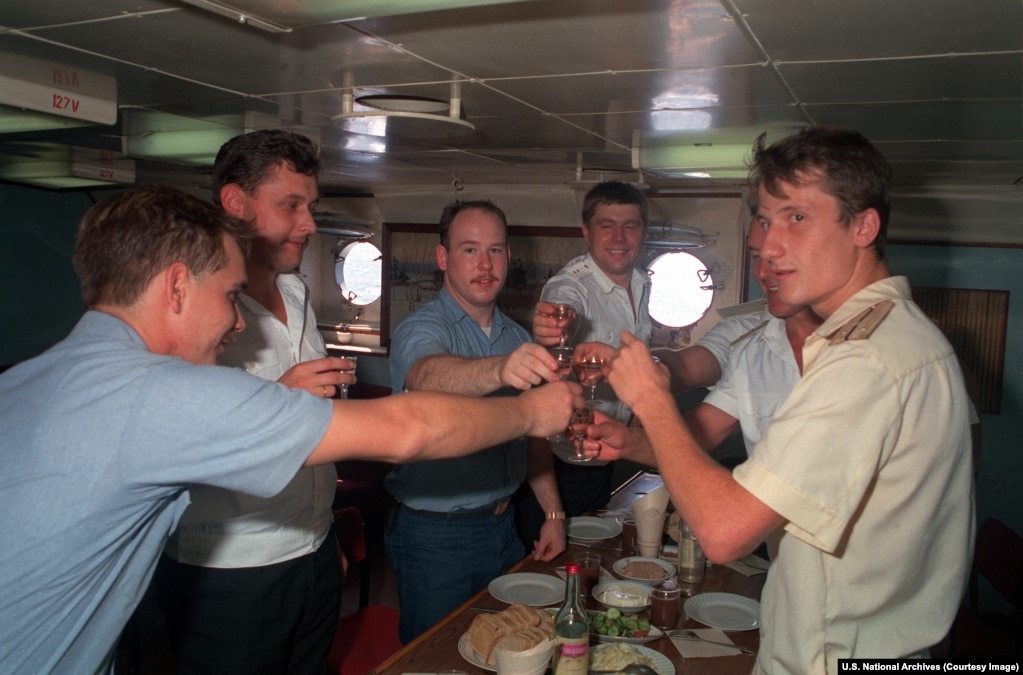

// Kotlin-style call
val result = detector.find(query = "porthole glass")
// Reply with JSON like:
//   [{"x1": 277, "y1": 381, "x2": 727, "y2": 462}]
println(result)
[
  {"x1": 334, "y1": 241, "x2": 382, "y2": 306},
  {"x1": 647, "y1": 251, "x2": 714, "y2": 327}
]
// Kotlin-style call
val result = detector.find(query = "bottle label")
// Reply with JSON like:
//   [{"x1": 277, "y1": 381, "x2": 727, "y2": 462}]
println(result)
[
  {"x1": 553, "y1": 637, "x2": 588, "y2": 675},
  {"x1": 558, "y1": 641, "x2": 588, "y2": 658}
]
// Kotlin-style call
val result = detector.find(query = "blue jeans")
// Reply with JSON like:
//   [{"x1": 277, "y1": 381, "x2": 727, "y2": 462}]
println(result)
[{"x1": 385, "y1": 504, "x2": 525, "y2": 644}]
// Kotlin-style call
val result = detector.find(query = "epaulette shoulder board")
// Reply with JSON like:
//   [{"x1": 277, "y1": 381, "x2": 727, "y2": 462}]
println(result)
[
  {"x1": 826, "y1": 300, "x2": 894, "y2": 345},
  {"x1": 729, "y1": 320, "x2": 770, "y2": 348},
  {"x1": 566, "y1": 259, "x2": 595, "y2": 280}
]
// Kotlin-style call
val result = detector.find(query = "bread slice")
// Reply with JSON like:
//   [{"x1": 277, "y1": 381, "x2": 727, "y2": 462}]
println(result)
[
  {"x1": 467, "y1": 603, "x2": 546, "y2": 663},
  {"x1": 467, "y1": 613, "x2": 503, "y2": 663},
  {"x1": 494, "y1": 626, "x2": 550, "y2": 653}
]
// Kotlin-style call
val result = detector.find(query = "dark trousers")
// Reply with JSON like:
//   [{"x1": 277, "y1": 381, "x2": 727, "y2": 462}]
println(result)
[
  {"x1": 514, "y1": 459, "x2": 615, "y2": 547},
  {"x1": 155, "y1": 536, "x2": 341, "y2": 675}
]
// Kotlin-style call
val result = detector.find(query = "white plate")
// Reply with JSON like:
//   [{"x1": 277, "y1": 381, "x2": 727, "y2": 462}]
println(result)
[
  {"x1": 593, "y1": 625, "x2": 664, "y2": 645},
  {"x1": 567, "y1": 516, "x2": 623, "y2": 541},
  {"x1": 458, "y1": 632, "x2": 496, "y2": 671},
  {"x1": 684, "y1": 592, "x2": 761, "y2": 631},
  {"x1": 488, "y1": 573, "x2": 565, "y2": 606},
  {"x1": 589, "y1": 643, "x2": 675, "y2": 675},
  {"x1": 612, "y1": 556, "x2": 676, "y2": 585}
]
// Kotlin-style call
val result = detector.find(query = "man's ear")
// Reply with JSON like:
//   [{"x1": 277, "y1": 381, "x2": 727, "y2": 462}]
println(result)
[
  {"x1": 219, "y1": 183, "x2": 247, "y2": 219},
  {"x1": 436, "y1": 243, "x2": 449, "y2": 272},
  {"x1": 164, "y1": 262, "x2": 191, "y2": 314},
  {"x1": 852, "y1": 208, "x2": 882, "y2": 250}
]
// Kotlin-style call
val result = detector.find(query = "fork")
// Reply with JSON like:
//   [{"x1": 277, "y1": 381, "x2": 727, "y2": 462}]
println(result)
[{"x1": 667, "y1": 629, "x2": 757, "y2": 654}]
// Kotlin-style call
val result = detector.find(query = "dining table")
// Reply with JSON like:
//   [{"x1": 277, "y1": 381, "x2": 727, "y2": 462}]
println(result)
[{"x1": 371, "y1": 471, "x2": 766, "y2": 675}]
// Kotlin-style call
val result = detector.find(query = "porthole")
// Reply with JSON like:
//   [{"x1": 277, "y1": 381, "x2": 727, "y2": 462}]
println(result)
[
  {"x1": 334, "y1": 241, "x2": 382, "y2": 306},
  {"x1": 647, "y1": 251, "x2": 714, "y2": 328}
]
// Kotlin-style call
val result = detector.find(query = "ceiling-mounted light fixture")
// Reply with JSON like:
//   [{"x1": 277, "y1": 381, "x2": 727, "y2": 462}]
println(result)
[
  {"x1": 632, "y1": 130, "x2": 754, "y2": 179},
  {"x1": 0, "y1": 53, "x2": 118, "y2": 134},
  {"x1": 123, "y1": 110, "x2": 242, "y2": 165},
  {"x1": 0, "y1": 143, "x2": 134, "y2": 189},
  {"x1": 121, "y1": 109, "x2": 319, "y2": 165},
  {"x1": 568, "y1": 152, "x2": 649, "y2": 190},
  {"x1": 333, "y1": 72, "x2": 474, "y2": 140}
]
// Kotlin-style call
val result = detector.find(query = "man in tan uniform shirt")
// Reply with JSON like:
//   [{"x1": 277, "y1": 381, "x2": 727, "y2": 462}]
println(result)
[{"x1": 590, "y1": 127, "x2": 974, "y2": 672}]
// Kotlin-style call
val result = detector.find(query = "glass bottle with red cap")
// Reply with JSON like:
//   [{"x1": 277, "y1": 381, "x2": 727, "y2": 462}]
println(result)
[{"x1": 553, "y1": 562, "x2": 589, "y2": 674}]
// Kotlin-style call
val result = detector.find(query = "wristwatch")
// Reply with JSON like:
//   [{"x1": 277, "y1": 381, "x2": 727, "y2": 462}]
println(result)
[{"x1": 545, "y1": 511, "x2": 566, "y2": 520}]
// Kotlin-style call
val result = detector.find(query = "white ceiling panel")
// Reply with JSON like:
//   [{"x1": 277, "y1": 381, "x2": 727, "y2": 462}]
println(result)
[
  {"x1": 733, "y1": 0, "x2": 1023, "y2": 61},
  {"x1": 0, "y1": 0, "x2": 1021, "y2": 198}
]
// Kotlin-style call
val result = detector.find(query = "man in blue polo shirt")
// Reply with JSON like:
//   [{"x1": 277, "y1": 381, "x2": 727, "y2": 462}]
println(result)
[
  {"x1": 385, "y1": 200, "x2": 568, "y2": 643},
  {"x1": 0, "y1": 186, "x2": 579, "y2": 674}
]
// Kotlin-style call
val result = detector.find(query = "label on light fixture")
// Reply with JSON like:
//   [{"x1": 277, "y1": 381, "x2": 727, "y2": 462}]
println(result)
[
  {"x1": 0, "y1": 54, "x2": 117, "y2": 125},
  {"x1": 71, "y1": 148, "x2": 135, "y2": 183}
]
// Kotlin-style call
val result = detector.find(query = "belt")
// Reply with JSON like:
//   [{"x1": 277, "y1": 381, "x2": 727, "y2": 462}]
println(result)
[{"x1": 399, "y1": 499, "x2": 511, "y2": 520}]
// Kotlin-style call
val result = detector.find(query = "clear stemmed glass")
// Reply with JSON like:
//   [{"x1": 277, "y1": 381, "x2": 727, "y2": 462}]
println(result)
[
  {"x1": 339, "y1": 355, "x2": 358, "y2": 400},
  {"x1": 550, "y1": 344, "x2": 574, "y2": 381},
  {"x1": 550, "y1": 303, "x2": 574, "y2": 346},
  {"x1": 572, "y1": 356, "x2": 605, "y2": 402},
  {"x1": 567, "y1": 406, "x2": 595, "y2": 463}
]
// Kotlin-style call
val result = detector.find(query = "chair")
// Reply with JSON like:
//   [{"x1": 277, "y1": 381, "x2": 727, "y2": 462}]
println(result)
[
  {"x1": 328, "y1": 507, "x2": 402, "y2": 675},
  {"x1": 949, "y1": 517, "x2": 1023, "y2": 659}
]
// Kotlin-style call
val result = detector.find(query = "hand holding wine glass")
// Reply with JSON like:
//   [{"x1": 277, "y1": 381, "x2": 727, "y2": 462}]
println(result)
[
  {"x1": 550, "y1": 344, "x2": 574, "y2": 382},
  {"x1": 572, "y1": 355, "x2": 605, "y2": 402},
  {"x1": 532, "y1": 300, "x2": 576, "y2": 347},
  {"x1": 338, "y1": 355, "x2": 358, "y2": 399},
  {"x1": 567, "y1": 406, "x2": 595, "y2": 462},
  {"x1": 550, "y1": 303, "x2": 575, "y2": 346}
]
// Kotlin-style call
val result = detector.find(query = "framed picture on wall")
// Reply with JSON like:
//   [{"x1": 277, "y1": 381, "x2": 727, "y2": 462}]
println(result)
[{"x1": 381, "y1": 223, "x2": 586, "y2": 347}]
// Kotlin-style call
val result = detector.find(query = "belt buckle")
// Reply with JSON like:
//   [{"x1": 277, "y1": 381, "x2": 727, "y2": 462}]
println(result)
[{"x1": 493, "y1": 500, "x2": 510, "y2": 516}]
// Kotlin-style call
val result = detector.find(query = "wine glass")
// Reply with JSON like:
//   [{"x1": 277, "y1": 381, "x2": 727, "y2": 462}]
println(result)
[
  {"x1": 550, "y1": 345, "x2": 574, "y2": 381},
  {"x1": 550, "y1": 303, "x2": 574, "y2": 346},
  {"x1": 339, "y1": 355, "x2": 358, "y2": 400},
  {"x1": 572, "y1": 356, "x2": 605, "y2": 402},
  {"x1": 567, "y1": 406, "x2": 595, "y2": 462}
]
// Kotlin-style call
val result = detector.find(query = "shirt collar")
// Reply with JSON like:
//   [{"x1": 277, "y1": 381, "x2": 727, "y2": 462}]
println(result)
[
  {"x1": 582, "y1": 252, "x2": 651, "y2": 296},
  {"x1": 435, "y1": 287, "x2": 507, "y2": 339}
]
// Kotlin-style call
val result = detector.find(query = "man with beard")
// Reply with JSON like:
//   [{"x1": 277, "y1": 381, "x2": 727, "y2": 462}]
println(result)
[{"x1": 157, "y1": 130, "x2": 355, "y2": 673}]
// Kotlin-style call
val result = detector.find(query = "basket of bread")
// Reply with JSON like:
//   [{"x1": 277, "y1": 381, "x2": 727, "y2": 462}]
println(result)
[{"x1": 463, "y1": 603, "x2": 555, "y2": 670}]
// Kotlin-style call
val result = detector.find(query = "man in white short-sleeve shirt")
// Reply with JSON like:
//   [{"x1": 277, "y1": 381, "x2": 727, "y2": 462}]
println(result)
[{"x1": 684, "y1": 223, "x2": 821, "y2": 457}]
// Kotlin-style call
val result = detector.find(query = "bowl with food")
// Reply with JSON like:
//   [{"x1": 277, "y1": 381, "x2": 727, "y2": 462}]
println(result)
[
  {"x1": 592, "y1": 581, "x2": 651, "y2": 615},
  {"x1": 612, "y1": 556, "x2": 676, "y2": 586},
  {"x1": 588, "y1": 609, "x2": 663, "y2": 644}
]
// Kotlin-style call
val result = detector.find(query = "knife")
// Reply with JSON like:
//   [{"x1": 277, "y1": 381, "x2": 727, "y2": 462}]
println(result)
[{"x1": 569, "y1": 540, "x2": 622, "y2": 552}]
